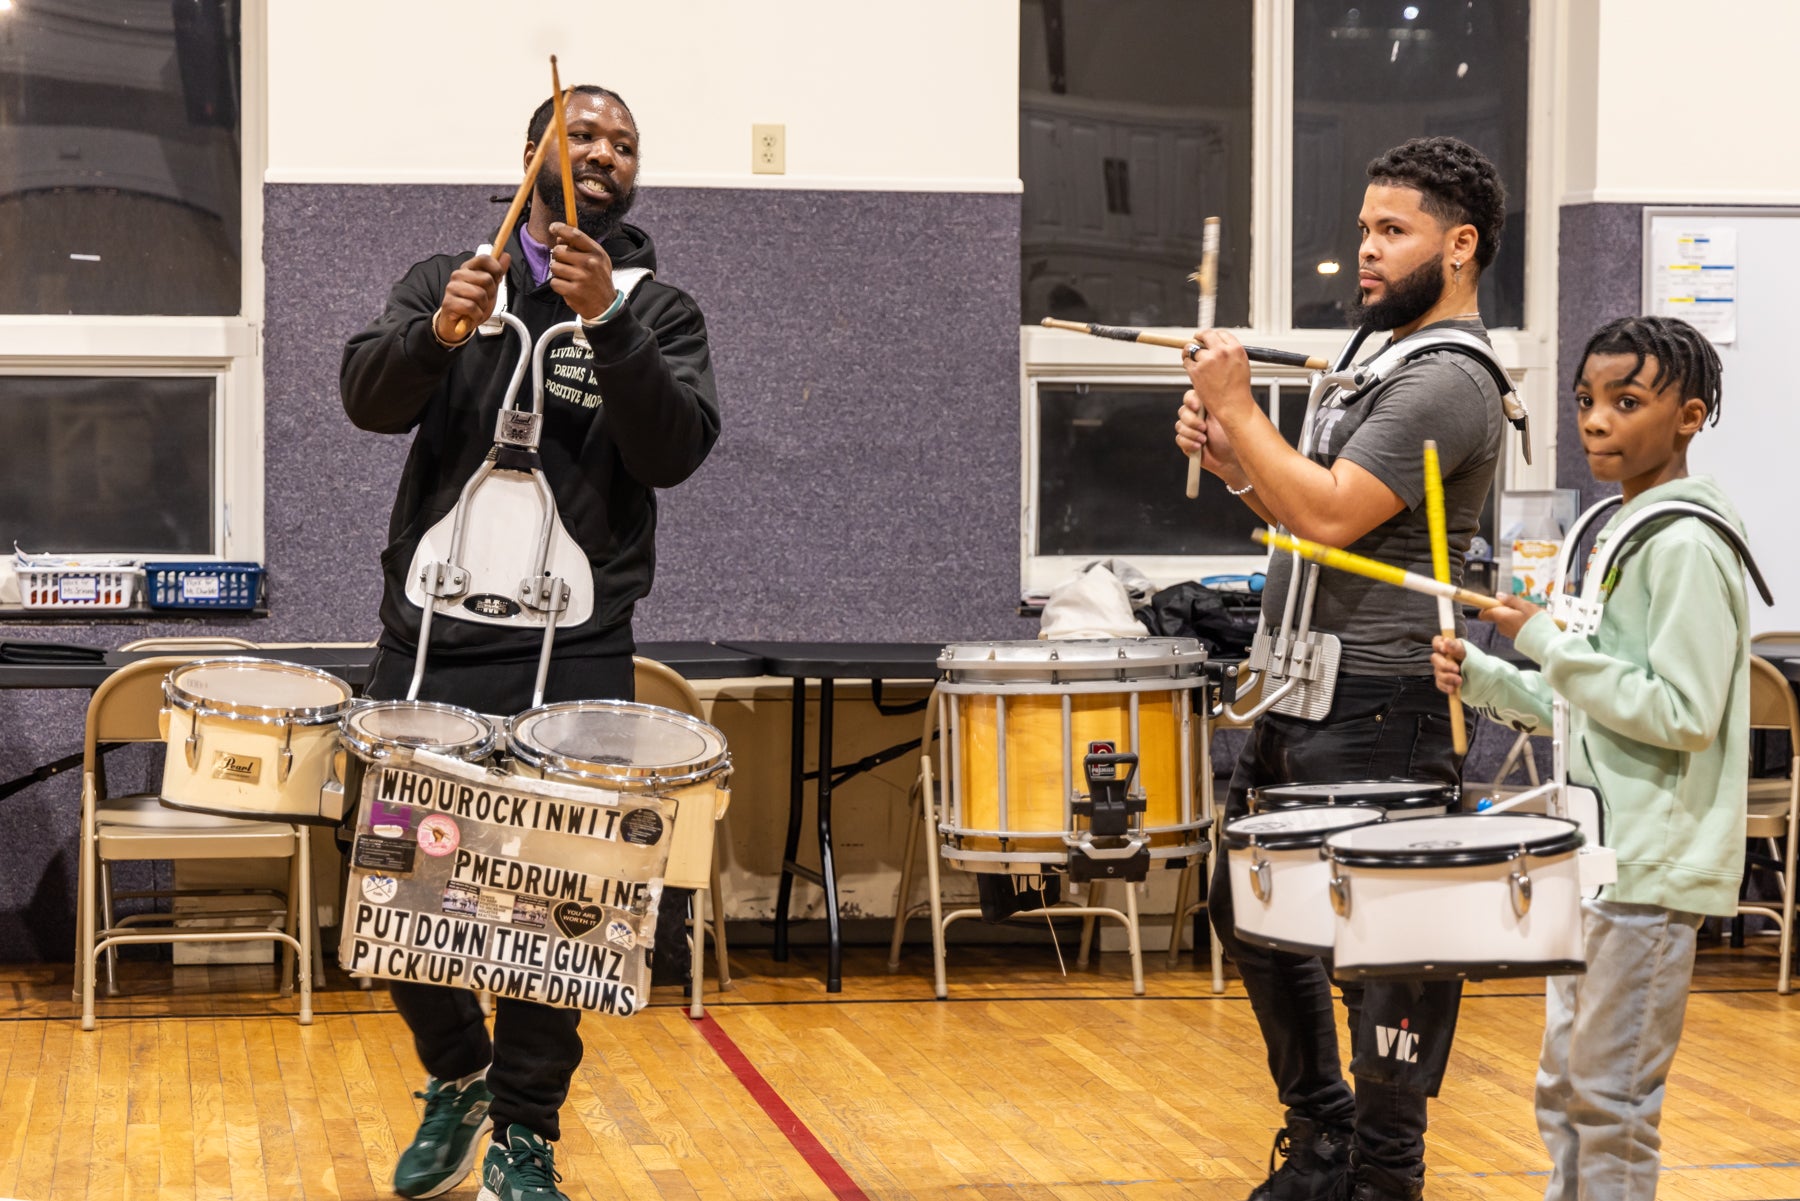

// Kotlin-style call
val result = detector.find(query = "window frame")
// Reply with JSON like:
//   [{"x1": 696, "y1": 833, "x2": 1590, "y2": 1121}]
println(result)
[
  {"x1": 1019, "y1": 0, "x2": 1561, "y2": 592},
  {"x1": 0, "y1": 0, "x2": 266, "y2": 566}
]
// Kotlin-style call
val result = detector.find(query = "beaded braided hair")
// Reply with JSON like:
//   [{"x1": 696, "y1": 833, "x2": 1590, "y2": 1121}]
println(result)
[{"x1": 1577, "y1": 315, "x2": 1724, "y2": 426}]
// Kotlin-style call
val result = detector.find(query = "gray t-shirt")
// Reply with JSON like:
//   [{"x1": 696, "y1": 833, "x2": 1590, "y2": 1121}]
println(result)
[{"x1": 1259, "y1": 317, "x2": 1505, "y2": 675}]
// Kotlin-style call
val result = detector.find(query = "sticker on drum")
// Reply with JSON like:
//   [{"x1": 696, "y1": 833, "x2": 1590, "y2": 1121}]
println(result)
[
  {"x1": 1250, "y1": 779, "x2": 1457, "y2": 819},
  {"x1": 619, "y1": 807, "x2": 665, "y2": 846},
  {"x1": 416, "y1": 814, "x2": 461, "y2": 857},
  {"x1": 361, "y1": 874, "x2": 399, "y2": 904}
]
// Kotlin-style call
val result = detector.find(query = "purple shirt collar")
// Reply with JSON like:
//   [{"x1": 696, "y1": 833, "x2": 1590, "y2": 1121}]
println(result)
[{"x1": 518, "y1": 227, "x2": 553, "y2": 288}]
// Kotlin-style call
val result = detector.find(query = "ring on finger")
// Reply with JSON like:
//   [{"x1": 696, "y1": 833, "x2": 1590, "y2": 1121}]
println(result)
[{"x1": 1184, "y1": 342, "x2": 1201, "y2": 361}]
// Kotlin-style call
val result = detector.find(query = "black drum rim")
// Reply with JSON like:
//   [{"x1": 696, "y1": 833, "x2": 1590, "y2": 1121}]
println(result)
[
  {"x1": 1322, "y1": 813, "x2": 1584, "y2": 868},
  {"x1": 1224, "y1": 803, "x2": 1387, "y2": 851}
]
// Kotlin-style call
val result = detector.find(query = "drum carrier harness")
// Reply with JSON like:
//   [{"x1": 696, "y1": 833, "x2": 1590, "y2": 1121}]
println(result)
[
  {"x1": 402, "y1": 265, "x2": 654, "y2": 707},
  {"x1": 1228, "y1": 326, "x2": 1533, "y2": 723}
]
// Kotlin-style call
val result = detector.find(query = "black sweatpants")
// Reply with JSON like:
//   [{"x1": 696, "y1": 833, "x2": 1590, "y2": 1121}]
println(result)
[
  {"x1": 1210, "y1": 673, "x2": 1468, "y2": 1178},
  {"x1": 365, "y1": 646, "x2": 634, "y2": 1142}
]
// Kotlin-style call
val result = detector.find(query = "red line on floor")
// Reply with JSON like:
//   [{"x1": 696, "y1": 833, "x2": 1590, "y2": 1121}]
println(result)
[{"x1": 693, "y1": 1013, "x2": 872, "y2": 1201}]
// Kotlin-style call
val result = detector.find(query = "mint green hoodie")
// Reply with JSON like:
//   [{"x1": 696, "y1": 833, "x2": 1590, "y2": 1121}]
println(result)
[{"x1": 1460, "y1": 476, "x2": 1750, "y2": 916}]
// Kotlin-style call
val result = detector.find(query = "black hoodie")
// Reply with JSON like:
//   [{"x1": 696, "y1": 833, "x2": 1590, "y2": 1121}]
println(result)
[{"x1": 341, "y1": 223, "x2": 719, "y2": 663}]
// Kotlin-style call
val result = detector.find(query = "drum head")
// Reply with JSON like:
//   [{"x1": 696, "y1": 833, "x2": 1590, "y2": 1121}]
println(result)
[
  {"x1": 166, "y1": 658, "x2": 352, "y2": 723},
  {"x1": 343, "y1": 701, "x2": 496, "y2": 762},
  {"x1": 509, "y1": 700, "x2": 728, "y2": 787},
  {"x1": 1324, "y1": 813, "x2": 1583, "y2": 868},
  {"x1": 938, "y1": 637, "x2": 1205, "y2": 681},
  {"x1": 1252, "y1": 779, "x2": 1457, "y2": 813},
  {"x1": 1225, "y1": 804, "x2": 1384, "y2": 851}
]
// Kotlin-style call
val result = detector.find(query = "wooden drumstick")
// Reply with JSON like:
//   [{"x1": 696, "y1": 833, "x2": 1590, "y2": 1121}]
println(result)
[
  {"x1": 1185, "y1": 216, "x2": 1220, "y2": 500},
  {"x1": 549, "y1": 57, "x2": 578, "y2": 225},
  {"x1": 1038, "y1": 318, "x2": 1330, "y2": 369},
  {"x1": 443, "y1": 134, "x2": 555, "y2": 342},
  {"x1": 1423, "y1": 440, "x2": 1468, "y2": 755}
]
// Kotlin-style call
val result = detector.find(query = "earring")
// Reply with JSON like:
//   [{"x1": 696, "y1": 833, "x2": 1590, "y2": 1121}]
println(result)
[{"x1": 1452, "y1": 261, "x2": 1463, "y2": 279}]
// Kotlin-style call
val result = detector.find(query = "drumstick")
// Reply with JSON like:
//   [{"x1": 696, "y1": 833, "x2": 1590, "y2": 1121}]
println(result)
[
  {"x1": 1423, "y1": 440, "x2": 1468, "y2": 755},
  {"x1": 549, "y1": 57, "x2": 577, "y2": 225},
  {"x1": 1184, "y1": 216, "x2": 1220, "y2": 500},
  {"x1": 1039, "y1": 318, "x2": 1329, "y2": 370},
  {"x1": 444, "y1": 135, "x2": 555, "y2": 342},
  {"x1": 1253, "y1": 528, "x2": 1507, "y2": 611}
]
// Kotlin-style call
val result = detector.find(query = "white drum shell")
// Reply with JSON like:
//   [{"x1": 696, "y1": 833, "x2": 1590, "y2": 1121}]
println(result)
[
  {"x1": 161, "y1": 705, "x2": 344, "y2": 824},
  {"x1": 1329, "y1": 850, "x2": 1585, "y2": 980},
  {"x1": 1226, "y1": 805, "x2": 1383, "y2": 955}
]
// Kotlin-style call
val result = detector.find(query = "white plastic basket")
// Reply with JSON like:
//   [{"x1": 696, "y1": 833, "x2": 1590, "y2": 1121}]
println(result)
[{"x1": 16, "y1": 563, "x2": 140, "y2": 610}]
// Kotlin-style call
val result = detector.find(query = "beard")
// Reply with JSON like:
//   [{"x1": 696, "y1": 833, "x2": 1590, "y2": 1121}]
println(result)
[
  {"x1": 1352, "y1": 255, "x2": 1446, "y2": 332},
  {"x1": 532, "y1": 169, "x2": 636, "y2": 243}
]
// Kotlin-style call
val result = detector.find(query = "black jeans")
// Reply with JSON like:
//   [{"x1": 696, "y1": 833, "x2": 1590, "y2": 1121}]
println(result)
[
  {"x1": 365, "y1": 647, "x2": 636, "y2": 1142},
  {"x1": 1210, "y1": 673, "x2": 1467, "y2": 1178}
]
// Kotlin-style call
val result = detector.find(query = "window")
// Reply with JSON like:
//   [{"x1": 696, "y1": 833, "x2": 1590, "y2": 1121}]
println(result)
[
  {"x1": 1020, "y1": 0, "x2": 1254, "y2": 330},
  {"x1": 1290, "y1": 0, "x2": 1530, "y2": 329},
  {"x1": 0, "y1": 0, "x2": 262, "y2": 568},
  {"x1": 1019, "y1": 2, "x2": 1554, "y2": 595}
]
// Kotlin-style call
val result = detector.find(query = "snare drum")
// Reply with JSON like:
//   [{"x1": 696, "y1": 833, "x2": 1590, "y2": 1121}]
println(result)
[
  {"x1": 1224, "y1": 805, "x2": 1384, "y2": 955},
  {"x1": 935, "y1": 638, "x2": 1208, "y2": 872},
  {"x1": 338, "y1": 700, "x2": 500, "y2": 810},
  {"x1": 507, "y1": 700, "x2": 731, "y2": 890},
  {"x1": 1323, "y1": 813, "x2": 1586, "y2": 980},
  {"x1": 160, "y1": 658, "x2": 354, "y2": 824},
  {"x1": 1250, "y1": 779, "x2": 1456, "y2": 820}
]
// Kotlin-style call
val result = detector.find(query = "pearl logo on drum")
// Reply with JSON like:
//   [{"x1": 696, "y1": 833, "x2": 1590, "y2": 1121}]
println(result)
[{"x1": 211, "y1": 751, "x2": 262, "y2": 785}]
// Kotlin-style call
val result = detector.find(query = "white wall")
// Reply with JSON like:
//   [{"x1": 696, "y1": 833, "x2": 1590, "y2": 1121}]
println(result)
[
  {"x1": 266, "y1": 0, "x2": 1020, "y2": 191},
  {"x1": 1565, "y1": 0, "x2": 1800, "y2": 204}
]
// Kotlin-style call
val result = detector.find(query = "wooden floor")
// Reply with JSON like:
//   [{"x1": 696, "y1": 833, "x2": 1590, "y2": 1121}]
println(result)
[{"x1": 2, "y1": 935, "x2": 1798, "y2": 1201}]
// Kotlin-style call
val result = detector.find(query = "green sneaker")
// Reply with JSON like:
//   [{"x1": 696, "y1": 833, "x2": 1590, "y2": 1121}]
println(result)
[
  {"x1": 393, "y1": 1075, "x2": 493, "y2": 1198},
  {"x1": 476, "y1": 1125, "x2": 568, "y2": 1201}
]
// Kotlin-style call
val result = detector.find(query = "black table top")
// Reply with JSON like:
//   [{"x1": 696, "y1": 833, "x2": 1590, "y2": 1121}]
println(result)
[
  {"x1": 0, "y1": 640, "x2": 766, "y2": 691},
  {"x1": 718, "y1": 641, "x2": 947, "y2": 680}
]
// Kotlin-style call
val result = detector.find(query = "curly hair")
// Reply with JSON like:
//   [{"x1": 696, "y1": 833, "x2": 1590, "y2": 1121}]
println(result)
[
  {"x1": 1365, "y1": 137, "x2": 1507, "y2": 272},
  {"x1": 1576, "y1": 315, "x2": 1723, "y2": 427},
  {"x1": 526, "y1": 85, "x2": 637, "y2": 147}
]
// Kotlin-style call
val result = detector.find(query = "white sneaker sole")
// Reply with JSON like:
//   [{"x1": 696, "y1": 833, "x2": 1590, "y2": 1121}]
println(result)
[{"x1": 405, "y1": 1116, "x2": 493, "y2": 1199}]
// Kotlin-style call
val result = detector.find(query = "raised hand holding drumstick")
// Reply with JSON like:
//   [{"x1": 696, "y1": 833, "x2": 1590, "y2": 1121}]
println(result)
[
  {"x1": 1185, "y1": 216, "x2": 1220, "y2": 499},
  {"x1": 436, "y1": 133, "x2": 554, "y2": 344}
]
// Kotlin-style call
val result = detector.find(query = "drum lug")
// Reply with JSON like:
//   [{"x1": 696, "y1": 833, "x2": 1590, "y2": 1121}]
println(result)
[
  {"x1": 1328, "y1": 869, "x2": 1351, "y2": 919},
  {"x1": 1249, "y1": 853, "x2": 1273, "y2": 903},
  {"x1": 1509, "y1": 867, "x2": 1533, "y2": 918},
  {"x1": 185, "y1": 726, "x2": 202, "y2": 770},
  {"x1": 278, "y1": 722, "x2": 295, "y2": 785}
]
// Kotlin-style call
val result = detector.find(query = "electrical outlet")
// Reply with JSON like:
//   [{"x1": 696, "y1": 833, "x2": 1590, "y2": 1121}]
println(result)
[{"x1": 752, "y1": 123, "x2": 785, "y2": 175}]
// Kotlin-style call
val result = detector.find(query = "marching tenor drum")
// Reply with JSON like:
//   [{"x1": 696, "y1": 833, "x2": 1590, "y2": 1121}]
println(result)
[
  {"x1": 337, "y1": 700, "x2": 500, "y2": 810},
  {"x1": 160, "y1": 658, "x2": 355, "y2": 824},
  {"x1": 1250, "y1": 779, "x2": 1456, "y2": 820},
  {"x1": 1323, "y1": 813, "x2": 1586, "y2": 980},
  {"x1": 1224, "y1": 805, "x2": 1385, "y2": 955},
  {"x1": 507, "y1": 700, "x2": 731, "y2": 890},
  {"x1": 935, "y1": 638, "x2": 1209, "y2": 872}
]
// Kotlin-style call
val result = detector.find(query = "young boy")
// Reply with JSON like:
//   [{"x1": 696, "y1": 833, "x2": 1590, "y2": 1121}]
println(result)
[{"x1": 1431, "y1": 314, "x2": 1750, "y2": 1200}]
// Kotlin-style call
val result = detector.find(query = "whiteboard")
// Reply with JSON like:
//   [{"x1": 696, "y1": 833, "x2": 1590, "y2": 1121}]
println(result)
[{"x1": 1642, "y1": 207, "x2": 1800, "y2": 635}]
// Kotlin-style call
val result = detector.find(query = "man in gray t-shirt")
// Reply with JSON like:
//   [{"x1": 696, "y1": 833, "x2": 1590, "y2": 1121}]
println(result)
[
  {"x1": 1258, "y1": 316, "x2": 1504, "y2": 676},
  {"x1": 1173, "y1": 137, "x2": 1510, "y2": 1201}
]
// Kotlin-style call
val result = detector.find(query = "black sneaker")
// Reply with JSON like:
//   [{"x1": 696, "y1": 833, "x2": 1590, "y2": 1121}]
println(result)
[
  {"x1": 1246, "y1": 1117, "x2": 1352, "y2": 1201},
  {"x1": 1339, "y1": 1158, "x2": 1425, "y2": 1201}
]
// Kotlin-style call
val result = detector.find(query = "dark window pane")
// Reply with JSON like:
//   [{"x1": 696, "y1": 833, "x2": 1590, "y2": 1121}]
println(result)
[
  {"x1": 0, "y1": 0, "x2": 242, "y2": 315},
  {"x1": 0, "y1": 376, "x2": 215, "y2": 552},
  {"x1": 1290, "y1": 0, "x2": 1529, "y2": 329},
  {"x1": 1038, "y1": 382, "x2": 1271, "y2": 556},
  {"x1": 1022, "y1": 0, "x2": 1254, "y2": 329}
]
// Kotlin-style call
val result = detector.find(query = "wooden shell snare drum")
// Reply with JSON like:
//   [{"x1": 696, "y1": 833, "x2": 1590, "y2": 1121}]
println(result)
[
  {"x1": 1323, "y1": 812, "x2": 1586, "y2": 980},
  {"x1": 935, "y1": 638, "x2": 1209, "y2": 873},
  {"x1": 507, "y1": 700, "x2": 731, "y2": 890},
  {"x1": 160, "y1": 658, "x2": 354, "y2": 824}
]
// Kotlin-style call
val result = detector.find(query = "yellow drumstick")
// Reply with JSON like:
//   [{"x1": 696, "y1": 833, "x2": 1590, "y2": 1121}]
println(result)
[
  {"x1": 1252, "y1": 528, "x2": 1507, "y2": 611},
  {"x1": 1423, "y1": 440, "x2": 1467, "y2": 754}
]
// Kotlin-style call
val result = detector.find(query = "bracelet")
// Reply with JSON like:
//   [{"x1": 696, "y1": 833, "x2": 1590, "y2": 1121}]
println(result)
[
  {"x1": 430, "y1": 307, "x2": 475, "y2": 350},
  {"x1": 1227, "y1": 481, "x2": 1254, "y2": 496},
  {"x1": 581, "y1": 290, "x2": 628, "y2": 327}
]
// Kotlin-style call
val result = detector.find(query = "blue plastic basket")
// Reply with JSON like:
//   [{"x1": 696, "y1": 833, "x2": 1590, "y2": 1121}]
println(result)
[{"x1": 144, "y1": 561, "x2": 266, "y2": 610}]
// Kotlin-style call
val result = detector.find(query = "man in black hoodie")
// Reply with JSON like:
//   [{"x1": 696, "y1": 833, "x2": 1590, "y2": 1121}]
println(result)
[{"x1": 341, "y1": 86, "x2": 718, "y2": 1201}]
